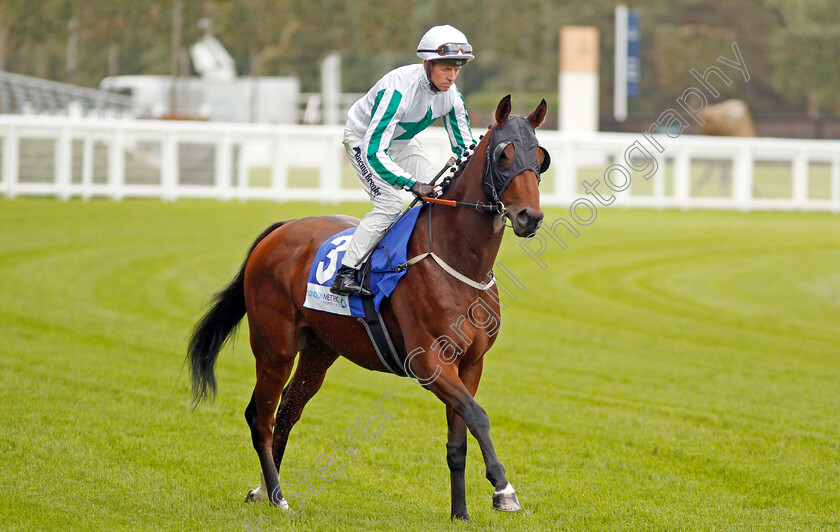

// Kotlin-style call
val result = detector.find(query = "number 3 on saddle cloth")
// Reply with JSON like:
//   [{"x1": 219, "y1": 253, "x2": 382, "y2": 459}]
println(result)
[
  {"x1": 304, "y1": 205, "x2": 423, "y2": 316},
  {"x1": 303, "y1": 206, "x2": 423, "y2": 376}
]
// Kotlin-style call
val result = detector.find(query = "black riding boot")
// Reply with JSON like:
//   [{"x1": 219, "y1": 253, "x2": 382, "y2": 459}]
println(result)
[{"x1": 330, "y1": 265, "x2": 373, "y2": 298}]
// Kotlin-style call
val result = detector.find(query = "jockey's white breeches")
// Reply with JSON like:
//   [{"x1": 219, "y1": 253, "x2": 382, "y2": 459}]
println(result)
[{"x1": 341, "y1": 126, "x2": 436, "y2": 269}]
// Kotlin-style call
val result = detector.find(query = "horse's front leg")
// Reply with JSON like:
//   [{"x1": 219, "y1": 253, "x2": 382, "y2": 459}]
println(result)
[
  {"x1": 445, "y1": 357, "x2": 483, "y2": 520},
  {"x1": 446, "y1": 405, "x2": 469, "y2": 520},
  {"x1": 423, "y1": 363, "x2": 521, "y2": 513}
]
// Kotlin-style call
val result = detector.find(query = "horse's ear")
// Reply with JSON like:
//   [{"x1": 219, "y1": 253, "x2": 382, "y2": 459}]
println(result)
[
  {"x1": 495, "y1": 95, "x2": 512, "y2": 127},
  {"x1": 527, "y1": 99, "x2": 548, "y2": 129}
]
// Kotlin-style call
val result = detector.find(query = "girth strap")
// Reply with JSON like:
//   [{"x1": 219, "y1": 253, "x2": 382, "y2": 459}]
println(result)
[
  {"x1": 399, "y1": 252, "x2": 496, "y2": 291},
  {"x1": 357, "y1": 261, "x2": 408, "y2": 377}
]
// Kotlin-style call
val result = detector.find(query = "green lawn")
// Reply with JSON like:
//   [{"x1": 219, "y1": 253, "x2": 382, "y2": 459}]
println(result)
[{"x1": 1, "y1": 198, "x2": 839, "y2": 531}]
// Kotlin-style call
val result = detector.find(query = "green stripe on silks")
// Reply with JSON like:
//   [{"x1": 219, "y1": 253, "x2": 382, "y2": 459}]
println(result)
[
  {"x1": 448, "y1": 108, "x2": 465, "y2": 157},
  {"x1": 395, "y1": 107, "x2": 434, "y2": 141},
  {"x1": 370, "y1": 89, "x2": 386, "y2": 125},
  {"x1": 462, "y1": 99, "x2": 472, "y2": 137},
  {"x1": 367, "y1": 90, "x2": 405, "y2": 187}
]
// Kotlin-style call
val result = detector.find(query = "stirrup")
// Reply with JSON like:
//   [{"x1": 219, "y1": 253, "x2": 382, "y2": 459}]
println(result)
[{"x1": 330, "y1": 266, "x2": 373, "y2": 298}]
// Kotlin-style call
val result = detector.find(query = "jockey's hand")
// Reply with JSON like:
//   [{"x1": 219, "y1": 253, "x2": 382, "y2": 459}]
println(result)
[{"x1": 409, "y1": 181, "x2": 436, "y2": 198}]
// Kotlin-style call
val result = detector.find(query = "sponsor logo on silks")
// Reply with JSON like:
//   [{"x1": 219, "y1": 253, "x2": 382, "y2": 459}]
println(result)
[
  {"x1": 305, "y1": 283, "x2": 351, "y2": 315},
  {"x1": 352, "y1": 146, "x2": 382, "y2": 197}
]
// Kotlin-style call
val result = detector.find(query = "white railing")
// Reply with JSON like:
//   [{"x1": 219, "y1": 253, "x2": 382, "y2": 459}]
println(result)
[{"x1": 1, "y1": 114, "x2": 839, "y2": 212}]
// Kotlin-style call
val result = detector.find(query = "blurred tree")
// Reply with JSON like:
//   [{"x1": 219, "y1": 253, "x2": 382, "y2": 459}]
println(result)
[
  {"x1": 654, "y1": 25, "x2": 738, "y2": 96},
  {"x1": 766, "y1": 0, "x2": 840, "y2": 114},
  {"x1": 214, "y1": 0, "x2": 298, "y2": 77},
  {"x1": 0, "y1": 0, "x2": 837, "y2": 118},
  {"x1": 75, "y1": 0, "x2": 154, "y2": 82},
  {"x1": 1, "y1": 0, "x2": 72, "y2": 78}
]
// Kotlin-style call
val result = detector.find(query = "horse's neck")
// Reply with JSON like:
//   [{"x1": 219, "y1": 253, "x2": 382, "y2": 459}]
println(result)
[{"x1": 430, "y1": 155, "x2": 504, "y2": 279}]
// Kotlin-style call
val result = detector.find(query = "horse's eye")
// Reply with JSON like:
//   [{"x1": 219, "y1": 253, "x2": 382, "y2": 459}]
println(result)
[
  {"x1": 492, "y1": 142, "x2": 512, "y2": 167},
  {"x1": 537, "y1": 146, "x2": 551, "y2": 173}
]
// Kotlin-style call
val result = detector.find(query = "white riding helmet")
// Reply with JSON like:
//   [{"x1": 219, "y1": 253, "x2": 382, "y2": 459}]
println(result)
[{"x1": 416, "y1": 25, "x2": 474, "y2": 66}]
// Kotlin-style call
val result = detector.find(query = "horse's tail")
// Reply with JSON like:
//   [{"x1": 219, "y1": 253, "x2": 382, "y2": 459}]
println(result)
[{"x1": 188, "y1": 221, "x2": 286, "y2": 406}]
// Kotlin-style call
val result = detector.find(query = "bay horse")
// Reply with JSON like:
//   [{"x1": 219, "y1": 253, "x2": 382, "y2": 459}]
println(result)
[{"x1": 188, "y1": 95, "x2": 548, "y2": 520}]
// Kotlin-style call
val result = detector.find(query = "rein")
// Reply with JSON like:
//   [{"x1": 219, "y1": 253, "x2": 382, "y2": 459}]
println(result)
[{"x1": 420, "y1": 196, "x2": 507, "y2": 216}]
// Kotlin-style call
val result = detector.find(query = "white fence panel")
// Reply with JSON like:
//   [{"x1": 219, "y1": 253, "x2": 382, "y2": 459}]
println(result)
[{"x1": 1, "y1": 115, "x2": 839, "y2": 213}]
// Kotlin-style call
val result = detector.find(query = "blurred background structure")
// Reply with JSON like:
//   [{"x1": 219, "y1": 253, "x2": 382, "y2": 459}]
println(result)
[
  {"x1": 1, "y1": 0, "x2": 838, "y2": 132},
  {"x1": 0, "y1": 0, "x2": 838, "y2": 210}
]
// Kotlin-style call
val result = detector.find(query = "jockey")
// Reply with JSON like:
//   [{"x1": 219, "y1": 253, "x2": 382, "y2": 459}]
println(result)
[{"x1": 331, "y1": 24, "x2": 477, "y2": 297}]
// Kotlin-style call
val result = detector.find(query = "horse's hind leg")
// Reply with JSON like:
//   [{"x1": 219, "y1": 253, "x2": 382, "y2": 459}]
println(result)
[
  {"x1": 242, "y1": 320, "x2": 298, "y2": 507},
  {"x1": 272, "y1": 333, "x2": 338, "y2": 472},
  {"x1": 244, "y1": 332, "x2": 338, "y2": 506}
]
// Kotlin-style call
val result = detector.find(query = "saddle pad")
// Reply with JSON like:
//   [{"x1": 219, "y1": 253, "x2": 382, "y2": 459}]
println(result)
[{"x1": 303, "y1": 206, "x2": 423, "y2": 317}]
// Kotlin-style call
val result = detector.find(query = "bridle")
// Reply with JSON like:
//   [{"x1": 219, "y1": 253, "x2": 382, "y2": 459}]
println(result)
[
  {"x1": 421, "y1": 154, "x2": 509, "y2": 216},
  {"x1": 417, "y1": 117, "x2": 550, "y2": 217},
  {"x1": 395, "y1": 119, "x2": 549, "y2": 289},
  {"x1": 410, "y1": 141, "x2": 507, "y2": 215}
]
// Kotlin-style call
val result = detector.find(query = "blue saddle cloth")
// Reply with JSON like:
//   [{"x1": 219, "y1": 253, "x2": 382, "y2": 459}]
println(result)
[{"x1": 303, "y1": 206, "x2": 423, "y2": 317}]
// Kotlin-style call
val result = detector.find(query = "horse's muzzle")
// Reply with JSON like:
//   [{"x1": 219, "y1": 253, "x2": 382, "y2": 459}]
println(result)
[{"x1": 512, "y1": 207, "x2": 544, "y2": 237}]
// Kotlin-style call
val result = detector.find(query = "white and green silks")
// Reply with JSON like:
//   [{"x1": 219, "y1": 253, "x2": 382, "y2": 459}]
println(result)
[{"x1": 345, "y1": 63, "x2": 476, "y2": 191}]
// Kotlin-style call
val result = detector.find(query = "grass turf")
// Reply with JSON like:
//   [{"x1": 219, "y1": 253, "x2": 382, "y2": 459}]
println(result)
[{"x1": 1, "y1": 198, "x2": 839, "y2": 531}]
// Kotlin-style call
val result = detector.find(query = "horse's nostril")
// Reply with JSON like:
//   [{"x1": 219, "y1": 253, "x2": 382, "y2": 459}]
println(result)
[{"x1": 516, "y1": 210, "x2": 532, "y2": 227}]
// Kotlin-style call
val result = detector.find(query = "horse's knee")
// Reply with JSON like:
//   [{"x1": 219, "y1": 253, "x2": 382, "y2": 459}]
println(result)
[
  {"x1": 461, "y1": 401, "x2": 490, "y2": 434},
  {"x1": 244, "y1": 394, "x2": 257, "y2": 428},
  {"x1": 446, "y1": 440, "x2": 467, "y2": 471},
  {"x1": 274, "y1": 403, "x2": 302, "y2": 436},
  {"x1": 248, "y1": 412, "x2": 274, "y2": 449}
]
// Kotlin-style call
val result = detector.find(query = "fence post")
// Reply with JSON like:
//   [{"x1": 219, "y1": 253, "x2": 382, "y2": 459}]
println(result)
[
  {"x1": 109, "y1": 125, "x2": 125, "y2": 200},
  {"x1": 2, "y1": 125, "x2": 20, "y2": 198},
  {"x1": 0, "y1": 129, "x2": 4, "y2": 196},
  {"x1": 161, "y1": 132, "x2": 178, "y2": 201},
  {"x1": 215, "y1": 133, "x2": 233, "y2": 201},
  {"x1": 320, "y1": 132, "x2": 340, "y2": 204},
  {"x1": 831, "y1": 148, "x2": 840, "y2": 214},
  {"x1": 649, "y1": 150, "x2": 665, "y2": 208},
  {"x1": 56, "y1": 125, "x2": 72, "y2": 200},
  {"x1": 618, "y1": 148, "x2": 632, "y2": 202},
  {"x1": 236, "y1": 136, "x2": 249, "y2": 200},
  {"x1": 733, "y1": 146, "x2": 753, "y2": 211},
  {"x1": 792, "y1": 149, "x2": 808, "y2": 210},
  {"x1": 81, "y1": 134, "x2": 93, "y2": 200},
  {"x1": 271, "y1": 131, "x2": 289, "y2": 202},
  {"x1": 673, "y1": 149, "x2": 690, "y2": 209}
]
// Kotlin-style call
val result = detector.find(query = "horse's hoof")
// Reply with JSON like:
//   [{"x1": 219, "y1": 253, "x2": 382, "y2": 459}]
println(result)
[
  {"x1": 272, "y1": 497, "x2": 290, "y2": 511},
  {"x1": 451, "y1": 512, "x2": 470, "y2": 521},
  {"x1": 492, "y1": 483, "x2": 521, "y2": 512},
  {"x1": 245, "y1": 471, "x2": 269, "y2": 503}
]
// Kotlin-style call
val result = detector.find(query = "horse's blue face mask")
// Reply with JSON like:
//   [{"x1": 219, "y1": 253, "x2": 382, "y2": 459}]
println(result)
[{"x1": 482, "y1": 115, "x2": 551, "y2": 206}]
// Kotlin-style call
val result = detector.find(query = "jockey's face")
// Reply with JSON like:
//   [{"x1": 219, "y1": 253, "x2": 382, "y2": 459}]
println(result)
[{"x1": 426, "y1": 61, "x2": 461, "y2": 92}]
